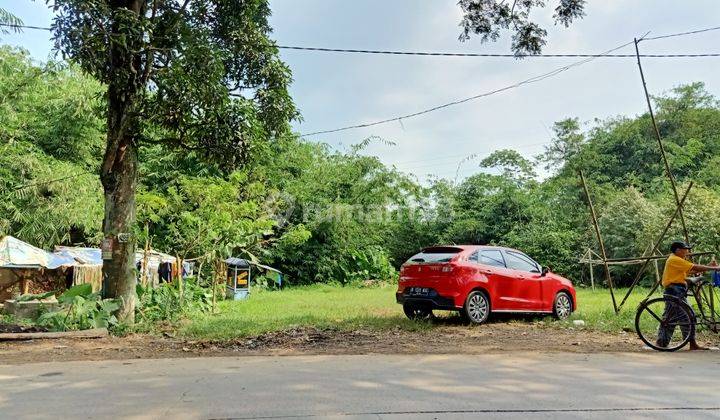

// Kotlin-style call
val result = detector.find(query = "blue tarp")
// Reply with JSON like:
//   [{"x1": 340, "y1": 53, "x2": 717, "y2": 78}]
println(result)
[{"x1": 0, "y1": 236, "x2": 75, "y2": 269}]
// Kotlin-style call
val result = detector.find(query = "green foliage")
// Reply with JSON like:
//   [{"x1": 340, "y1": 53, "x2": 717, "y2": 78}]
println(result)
[
  {"x1": 0, "y1": 8, "x2": 22, "y2": 35},
  {"x1": 314, "y1": 246, "x2": 397, "y2": 286},
  {"x1": 16, "y1": 291, "x2": 56, "y2": 302},
  {"x1": 50, "y1": 0, "x2": 298, "y2": 167},
  {"x1": 135, "y1": 277, "x2": 212, "y2": 324},
  {"x1": 458, "y1": 0, "x2": 586, "y2": 55},
  {"x1": 0, "y1": 47, "x2": 104, "y2": 168},
  {"x1": 480, "y1": 149, "x2": 536, "y2": 183},
  {"x1": 0, "y1": 48, "x2": 104, "y2": 247},
  {"x1": 37, "y1": 284, "x2": 119, "y2": 331}
]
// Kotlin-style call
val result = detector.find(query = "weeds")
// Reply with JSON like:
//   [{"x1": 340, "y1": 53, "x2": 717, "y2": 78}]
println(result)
[
  {"x1": 135, "y1": 277, "x2": 213, "y2": 325},
  {"x1": 36, "y1": 284, "x2": 119, "y2": 331}
]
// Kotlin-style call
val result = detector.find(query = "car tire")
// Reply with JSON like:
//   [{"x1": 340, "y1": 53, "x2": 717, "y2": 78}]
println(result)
[
  {"x1": 553, "y1": 291, "x2": 573, "y2": 320},
  {"x1": 463, "y1": 291, "x2": 490, "y2": 324},
  {"x1": 403, "y1": 303, "x2": 433, "y2": 320}
]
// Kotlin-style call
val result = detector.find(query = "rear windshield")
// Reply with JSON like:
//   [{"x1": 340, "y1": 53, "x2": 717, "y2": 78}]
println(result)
[{"x1": 406, "y1": 247, "x2": 462, "y2": 264}]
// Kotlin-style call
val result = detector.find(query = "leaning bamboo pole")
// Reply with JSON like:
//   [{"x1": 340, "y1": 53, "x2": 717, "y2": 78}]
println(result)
[
  {"x1": 634, "y1": 38, "x2": 690, "y2": 244},
  {"x1": 618, "y1": 182, "x2": 694, "y2": 307},
  {"x1": 580, "y1": 170, "x2": 617, "y2": 313}
]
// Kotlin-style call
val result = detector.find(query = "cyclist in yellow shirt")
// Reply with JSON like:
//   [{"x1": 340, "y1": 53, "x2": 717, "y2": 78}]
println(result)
[{"x1": 658, "y1": 241, "x2": 720, "y2": 350}]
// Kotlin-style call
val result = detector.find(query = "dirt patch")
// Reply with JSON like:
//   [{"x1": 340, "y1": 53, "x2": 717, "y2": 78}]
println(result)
[
  {"x1": 0, "y1": 323, "x2": 48, "y2": 334},
  {"x1": 0, "y1": 322, "x2": 649, "y2": 365}
]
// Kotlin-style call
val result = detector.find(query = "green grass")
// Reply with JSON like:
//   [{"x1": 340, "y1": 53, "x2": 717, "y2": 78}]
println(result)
[
  {"x1": 183, "y1": 283, "x2": 432, "y2": 340},
  {"x1": 183, "y1": 284, "x2": 659, "y2": 341},
  {"x1": 567, "y1": 287, "x2": 653, "y2": 333}
]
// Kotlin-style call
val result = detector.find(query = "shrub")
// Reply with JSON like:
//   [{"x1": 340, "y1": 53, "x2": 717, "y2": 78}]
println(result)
[
  {"x1": 135, "y1": 276, "x2": 212, "y2": 324},
  {"x1": 37, "y1": 284, "x2": 119, "y2": 331}
]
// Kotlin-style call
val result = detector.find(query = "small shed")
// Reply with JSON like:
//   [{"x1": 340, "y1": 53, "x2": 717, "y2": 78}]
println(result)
[
  {"x1": 225, "y1": 258, "x2": 251, "y2": 300},
  {"x1": 54, "y1": 246, "x2": 104, "y2": 292},
  {"x1": 224, "y1": 257, "x2": 282, "y2": 300},
  {"x1": 0, "y1": 236, "x2": 75, "y2": 300}
]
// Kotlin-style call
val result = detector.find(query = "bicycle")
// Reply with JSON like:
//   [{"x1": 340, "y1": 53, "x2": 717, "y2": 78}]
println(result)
[{"x1": 635, "y1": 274, "x2": 720, "y2": 352}]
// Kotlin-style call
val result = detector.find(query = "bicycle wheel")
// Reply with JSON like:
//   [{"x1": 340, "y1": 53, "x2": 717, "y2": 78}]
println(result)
[
  {"x1": 635, "y1": 296, "x2": 695, "y2": 352},
  {"x1": 692, "y1": 283, "x2": 720, "y2": 333}
]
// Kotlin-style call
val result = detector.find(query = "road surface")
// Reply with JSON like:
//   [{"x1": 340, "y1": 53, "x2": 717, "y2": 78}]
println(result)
[{"x1": 1, "y1": 352, "x2": 720, "y2": 419}]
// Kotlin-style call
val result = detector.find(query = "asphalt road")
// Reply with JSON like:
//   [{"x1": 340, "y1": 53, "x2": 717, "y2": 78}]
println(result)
[{"x1": 2, "y1": 352, "x2": 720, "y2": 419}]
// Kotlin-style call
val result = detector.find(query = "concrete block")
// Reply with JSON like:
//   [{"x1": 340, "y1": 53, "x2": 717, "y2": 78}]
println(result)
[{"x1": 3, "y1": 298, "x2": 59, "y2": 320}]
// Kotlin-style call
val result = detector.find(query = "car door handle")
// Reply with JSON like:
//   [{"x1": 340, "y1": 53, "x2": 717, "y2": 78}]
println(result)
[{"x1": 481, "y1": 269, "x2": 493, "y2": 274}]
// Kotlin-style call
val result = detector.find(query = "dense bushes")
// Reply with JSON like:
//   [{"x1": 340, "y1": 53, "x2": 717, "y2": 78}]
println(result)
[{"x1": 136, "y1": 277, "x2": 213, "y2": 324}]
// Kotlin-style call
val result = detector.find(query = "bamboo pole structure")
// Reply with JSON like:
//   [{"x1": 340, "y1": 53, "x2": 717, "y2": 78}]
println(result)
[
  {"x1": 580, "y1": 252, "x2": 714, "y2": 265},
  {"x1": 634, "y1": 38, "x2": 690, "y2": 243},
  {"x1": 580, "y1": 170, "x2": 617, "y2": 313},
  {"x1": 617, "y1": 182, "x2": 694, "y2": 308}
]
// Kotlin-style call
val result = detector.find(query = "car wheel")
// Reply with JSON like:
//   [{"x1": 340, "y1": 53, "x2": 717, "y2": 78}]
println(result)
[
  {"x1": 403, "y1": 303, "x2": 433, "y2": 320},
  {"x1": 553, "y1": 292, "x2": 573, "y2": 320},
  {"x1": 463, "y1": 291, "x2": 490, "y2": 324}
]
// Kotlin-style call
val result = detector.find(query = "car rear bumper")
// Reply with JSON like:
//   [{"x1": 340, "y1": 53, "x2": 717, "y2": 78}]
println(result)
[{"x1": 396, "y1": 291, "x2": 457, "y2": 310}]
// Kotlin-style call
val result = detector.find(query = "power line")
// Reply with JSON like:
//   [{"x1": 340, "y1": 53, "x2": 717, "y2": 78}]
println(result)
[
  {"x1": 295, "y1": 24, "x2": 720, "y2": 137},
  {"x1": 0, "y1": 23, "x2": 52, "y2": 31},
  {"x1": 642, "y1": 25, "x2": 720, "y2": 41},
  {"x1": 2, "y1": 23, "x2": 719, "y2": 58},
  {"x1": 299, "y1": 40, "x2": 637, "y2": 137},
  {"x1": 276, "y1": 45, "x2": 719, "y2": 58}
]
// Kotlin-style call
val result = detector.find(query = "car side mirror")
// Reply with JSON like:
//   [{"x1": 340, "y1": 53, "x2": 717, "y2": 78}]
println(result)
[{"x1": 541, "y1": 266, "x2": 549, "y2": 277}]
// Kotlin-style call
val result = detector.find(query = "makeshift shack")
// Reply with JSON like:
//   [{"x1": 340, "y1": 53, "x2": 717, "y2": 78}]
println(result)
[
  {"x1": 0, "y1": 236, "x2": 75, "y2": 300},
  {"x1": 55, "y1": 246, "x2": 183, "y2": 289},
  {"x1": 225, "y1": 257, "x2": 282, "y2": 300},
  {"x1": 53, "y1": 246, "x2": 104, "y2": 292}
]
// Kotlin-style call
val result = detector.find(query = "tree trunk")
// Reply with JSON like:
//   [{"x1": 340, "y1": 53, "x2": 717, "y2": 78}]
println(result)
[
  {"x1": 100, "y1": 0, "x2": 144, "y2": 324},
  {"x1": 100, "y1": 130, "x2": 138, "y2": 324}
]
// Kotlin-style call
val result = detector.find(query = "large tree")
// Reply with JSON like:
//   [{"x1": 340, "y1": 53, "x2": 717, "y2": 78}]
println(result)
[
  {"x1": 48, "y1": 0, "x2": 298, "y2": 322},
  {"x1": 458, "y1": 0, "x2": 586, "y2": 55}
]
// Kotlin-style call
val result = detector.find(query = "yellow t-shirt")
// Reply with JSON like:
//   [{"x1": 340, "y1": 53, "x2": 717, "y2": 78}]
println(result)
[{"x1": 661, "y1": 254, "x2": 694, "y2": 288}]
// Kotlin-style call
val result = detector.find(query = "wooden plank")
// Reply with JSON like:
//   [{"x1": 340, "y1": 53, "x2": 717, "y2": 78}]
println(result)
[{"x1": 0, "y1": 328, "x2": 108, "y2": 341}]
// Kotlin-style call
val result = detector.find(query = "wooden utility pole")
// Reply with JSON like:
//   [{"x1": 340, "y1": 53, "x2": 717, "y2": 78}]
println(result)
[{"x1": 580, "y1": 171, "x2": 617, "y2": 313}]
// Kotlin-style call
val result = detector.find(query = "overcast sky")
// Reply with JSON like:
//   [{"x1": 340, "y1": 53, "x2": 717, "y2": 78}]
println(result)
[{"x1": 2, "y1": 1, "x2": 719, "y2": 181}]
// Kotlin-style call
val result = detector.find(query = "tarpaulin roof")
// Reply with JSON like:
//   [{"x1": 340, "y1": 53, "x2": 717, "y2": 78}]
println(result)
[
  {"x1": 225, "y1": 257, "x2": 282, "y2": 273},
  {"x1": 0, "y1": 236, "x2": 75, "y2": 269},
  {"x1": 145, "y1": 250, "x2": 176, "y2": 264},
  {"x1": 225, "y1": 257, "x2": 251, "y2": 267},
  {"x1": 55, "y1": 246, "x2": 177, "y2": 266},
  {"x1": 54, "y1": 246, "x2": 102, "y2": 266}
]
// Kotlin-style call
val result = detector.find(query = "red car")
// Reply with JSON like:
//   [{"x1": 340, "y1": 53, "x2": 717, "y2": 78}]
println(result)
[{"x1": 396, "y1": 245, "x2": 576, "y2": 324}]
